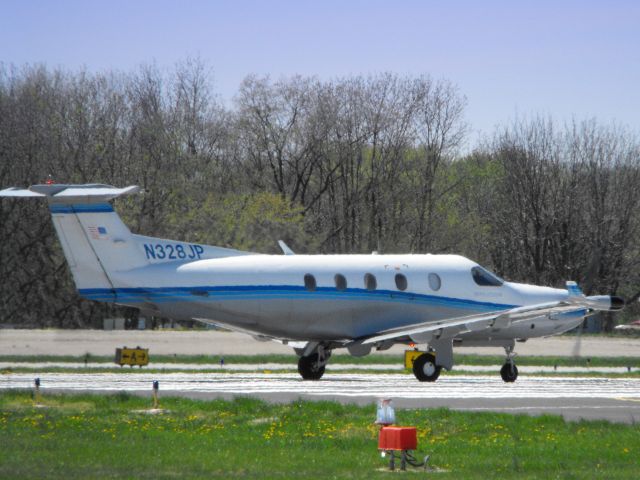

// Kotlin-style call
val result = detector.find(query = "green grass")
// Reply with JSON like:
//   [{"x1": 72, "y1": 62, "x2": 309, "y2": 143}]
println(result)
[
  {"x1": 0, "y1": 392, "x2": 638, "y2": 479},
  {"x1": 2, "y1": 353, "x2": 639, "y2": 368}
]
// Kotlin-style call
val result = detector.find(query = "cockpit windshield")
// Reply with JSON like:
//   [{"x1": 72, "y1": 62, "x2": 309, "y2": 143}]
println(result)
[{"x1": 471, "y1": 266, "x2": 504, "y2": 287}]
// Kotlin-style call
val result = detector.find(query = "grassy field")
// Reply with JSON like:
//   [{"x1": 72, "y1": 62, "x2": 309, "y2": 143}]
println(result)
[
  {"x1": 0, "y1": 392, "x2": 638, "y2": 479},
  {"x1": 2, "y1": 353, "x2": 640, "y2": 367}
]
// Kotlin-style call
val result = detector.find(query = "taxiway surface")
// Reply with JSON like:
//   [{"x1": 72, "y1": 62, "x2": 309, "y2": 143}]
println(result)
[{"x1": 2, "y1": 329, "x2": 640, "y2": 356}]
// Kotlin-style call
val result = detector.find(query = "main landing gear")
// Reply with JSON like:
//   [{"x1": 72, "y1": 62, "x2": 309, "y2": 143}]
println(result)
[
  {"x1": 500, "y1": 345, "x2": 518, "y2": 382},
  {"x1": 412, "y1": 352, "x2": 442, "y2": 382},
  {"x1": 298, "y1": 345, "x2": 331, "y2": 380}
]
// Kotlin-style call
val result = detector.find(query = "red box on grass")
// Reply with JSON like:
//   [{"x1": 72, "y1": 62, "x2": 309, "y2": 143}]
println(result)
[{"x1": 378, "y1": 426, "x2": 417, "y2": 450}]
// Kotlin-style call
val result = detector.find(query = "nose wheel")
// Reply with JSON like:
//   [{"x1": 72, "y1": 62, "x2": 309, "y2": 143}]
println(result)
[
  {"x1": 500, "y1": 362, "x2": 518, "y2": 382},
  {"x1": 297, "y1": 345, "x2": 331, "y2": 380},
  {"x1": 500, "y1": 345, "x2": 518, "y2": 382}
]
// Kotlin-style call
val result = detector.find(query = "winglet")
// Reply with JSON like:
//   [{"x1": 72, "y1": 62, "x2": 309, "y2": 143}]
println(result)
[
  {"x1": 278, "y1": 240, "x2": 295, "y2": 255},
  {"x1": 566, "y1": 281, "x2": 584, "y2": 297}
]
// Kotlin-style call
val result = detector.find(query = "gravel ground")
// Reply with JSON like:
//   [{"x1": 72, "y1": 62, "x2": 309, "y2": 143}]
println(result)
[{"x1": 1, "y1": 329, "x2": 639, "y2": 357}]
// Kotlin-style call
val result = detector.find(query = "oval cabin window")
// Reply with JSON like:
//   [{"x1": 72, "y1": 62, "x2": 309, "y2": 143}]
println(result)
[
  {"x1": 428, "y1": 273, "x2": 441, "y2": 291},
  {"x1": 395, "y1": 273, "x2": 408, "y2": 291},
  {"x1": 364, "y1": 273, "x2": 377, "y2": 291},
  {"x1": 304, "y1": 274, "x2": 317, "y2": 292},
  {"x1": 334, "y1": 274, "x2": 347, "y2": 291}
]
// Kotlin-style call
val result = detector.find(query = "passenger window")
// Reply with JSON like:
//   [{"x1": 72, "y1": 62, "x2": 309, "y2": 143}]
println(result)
[
  {"x1": 304, "y1": 273, "x2": 317, "y2": 292},
  {"x1": 364, "y1": 273, "x2": 377, "y2": 291},
  {"x1": 428, "y1": 273, "x2": 441, "y2": 291},
  {"x1": 334, "y1": 274, "x2": 347, "y2": 291},
  {"x1": 395, "y1": 273, "x2": 407, "y2": 291},
  {"x1": 471, "y1": 266, "x2": 503, "y2": 287}
]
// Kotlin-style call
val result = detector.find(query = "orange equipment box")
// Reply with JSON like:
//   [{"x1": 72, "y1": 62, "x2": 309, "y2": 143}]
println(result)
[{"x1": 378, "y1": 426, "x2": 417, "y2": 451}]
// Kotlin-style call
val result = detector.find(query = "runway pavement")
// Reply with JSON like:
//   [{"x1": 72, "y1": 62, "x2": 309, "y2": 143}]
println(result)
[
  {"x1": 2, "y1": 329, "x2": 640, "y2": 356},
  {"x1": 1, "y1": 361, "x2": 638, "y2": 374},
  {"x1": 3, "y1": 371, "x2": 640, "y2": 423}
]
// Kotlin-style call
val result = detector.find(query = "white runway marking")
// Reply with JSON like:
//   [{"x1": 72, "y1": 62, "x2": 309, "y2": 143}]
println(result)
[{"x1": 2, "y1": 372, "x2": 640, "y2": 399}]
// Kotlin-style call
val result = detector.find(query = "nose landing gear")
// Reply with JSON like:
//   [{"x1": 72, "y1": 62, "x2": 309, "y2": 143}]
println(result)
[
  {"x1": 500, "y1": 345, "x2": 518, "y2": 382},
  {"x1": 297, "y1": 345, "x2": 331, "y2": 380}
]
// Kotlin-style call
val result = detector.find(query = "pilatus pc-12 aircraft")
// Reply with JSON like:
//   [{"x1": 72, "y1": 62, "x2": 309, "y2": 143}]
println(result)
[{"x1": 1, "y1": 183, "x2": 625, "y2": 382}]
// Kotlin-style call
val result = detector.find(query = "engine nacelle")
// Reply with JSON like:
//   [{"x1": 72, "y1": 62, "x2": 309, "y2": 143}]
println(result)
[{"x1": 584, "y1": 295, "x2": 625, "y2": 311}]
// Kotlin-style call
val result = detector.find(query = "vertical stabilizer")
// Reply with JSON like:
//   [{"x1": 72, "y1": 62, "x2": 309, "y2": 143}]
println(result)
[
  {"x1": 1, "y1": 183, "x2": 256, "y2": 303},
  {"x1": 1, "y1": 184, "x2": 142, "y2": 294}
]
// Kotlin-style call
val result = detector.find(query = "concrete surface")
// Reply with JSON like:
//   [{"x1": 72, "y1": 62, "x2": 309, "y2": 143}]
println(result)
[{"x1": 1, "y1": 329, "x2": 639, "y2": 357}]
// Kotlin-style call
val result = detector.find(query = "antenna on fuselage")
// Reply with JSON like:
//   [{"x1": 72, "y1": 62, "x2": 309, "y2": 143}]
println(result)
[{"x1": 278, "y1": 240, "x2": 295, "y2": 255}]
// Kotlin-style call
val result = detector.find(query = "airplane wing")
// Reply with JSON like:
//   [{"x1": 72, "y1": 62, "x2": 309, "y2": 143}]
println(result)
[
  {"x1": 360, "y1": 301, "x2": 583, "y2": 345},
  {"x1": 360, "y1": 280, "x2": 624, "y2": 346}
]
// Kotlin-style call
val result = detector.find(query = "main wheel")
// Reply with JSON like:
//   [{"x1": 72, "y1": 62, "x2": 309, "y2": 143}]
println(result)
[
  {"x1": 412, "y1": 353, "x2": 441, "y2": 382},
  {"x1": 298, "y1": 353, "x2": 325, "y2": 380},
  {"x1": 500, "y1": 362, "x2": 518, "y2": 382}
]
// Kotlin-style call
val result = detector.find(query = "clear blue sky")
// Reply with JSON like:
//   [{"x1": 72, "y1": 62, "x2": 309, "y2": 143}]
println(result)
[{"x1": 2, "y1": 0, "x2": 639, "y2": 144}]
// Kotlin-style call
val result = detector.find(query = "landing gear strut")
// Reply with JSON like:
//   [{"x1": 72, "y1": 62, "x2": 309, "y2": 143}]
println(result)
[
  {"x1": 298, "y1": 345, "x2": 331, "y2": 380},
  {"x1": 412, "y1": 352, "x2": 441, "y2": 382},
  {"x1": 500, "y1": 345, "x2": 518, "y2": 382}
]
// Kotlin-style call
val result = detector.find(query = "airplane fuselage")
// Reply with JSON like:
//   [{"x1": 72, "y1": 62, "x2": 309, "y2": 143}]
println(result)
[{"x1": 87, "y1": 253, "x2": 581, "y2": 342}]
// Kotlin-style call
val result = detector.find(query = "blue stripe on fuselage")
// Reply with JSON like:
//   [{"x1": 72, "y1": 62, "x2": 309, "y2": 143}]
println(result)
[{"x1": 78, "y1": 285, "x2": 518, "y2": 311}]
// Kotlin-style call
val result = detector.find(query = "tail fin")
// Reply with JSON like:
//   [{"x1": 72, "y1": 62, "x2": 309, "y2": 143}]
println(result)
[
  {"x1": 566, "y1": 281, "x2": 584, "y2": 298},
  {"x1": 1, "y1": 183, "x2": 256, "y2": 299},
  {"x1": 1, "y1": 184, "x2": 143, "y2": 295}
]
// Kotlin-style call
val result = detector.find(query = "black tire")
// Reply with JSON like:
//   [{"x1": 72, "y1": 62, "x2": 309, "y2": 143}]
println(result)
[
  {"x1": 298, "y1": 353, "x2": 325, "y2": 380},
  {"x1": 500, "y1": 362, "x2": 518, "y2": 382},
  {"x1": 412, "y1": 353, "x2": 441, "y2": 382}
]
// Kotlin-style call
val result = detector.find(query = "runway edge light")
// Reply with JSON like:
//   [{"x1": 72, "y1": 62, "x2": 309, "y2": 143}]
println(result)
[
  {"x1": 375, "y1": 398, "x2": 395, "y2": 426},
  {"x1": 152, "y1": 380, "x2": 159, "y2": 409},
  {"x1": 34, "y1": 378, "x2": 41, "y2": 405}
]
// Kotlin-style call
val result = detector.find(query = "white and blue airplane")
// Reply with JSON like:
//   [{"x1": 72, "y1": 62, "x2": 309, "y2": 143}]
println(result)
[{"x1": 0, "y1": 183, "x2": 624, "y2": 382}]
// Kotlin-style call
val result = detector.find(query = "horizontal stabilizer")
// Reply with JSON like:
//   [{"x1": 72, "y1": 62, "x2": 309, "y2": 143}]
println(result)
[
  {"x1": 0, "y1": 188, "x2": 45, "y2": 197},
  {"x1": 0, "y1": 184, "x2": 140, "y2": 203}
]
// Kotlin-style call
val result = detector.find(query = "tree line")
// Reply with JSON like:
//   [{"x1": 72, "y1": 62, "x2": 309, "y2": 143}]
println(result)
[{"x1": 1, "y1": 61, "x2": 639, "y2": 329}]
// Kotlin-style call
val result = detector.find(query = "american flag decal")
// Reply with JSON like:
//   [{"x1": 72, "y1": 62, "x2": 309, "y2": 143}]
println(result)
[{"x1": 88, "y1": 226, "x2": 108, "y2": 240}]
